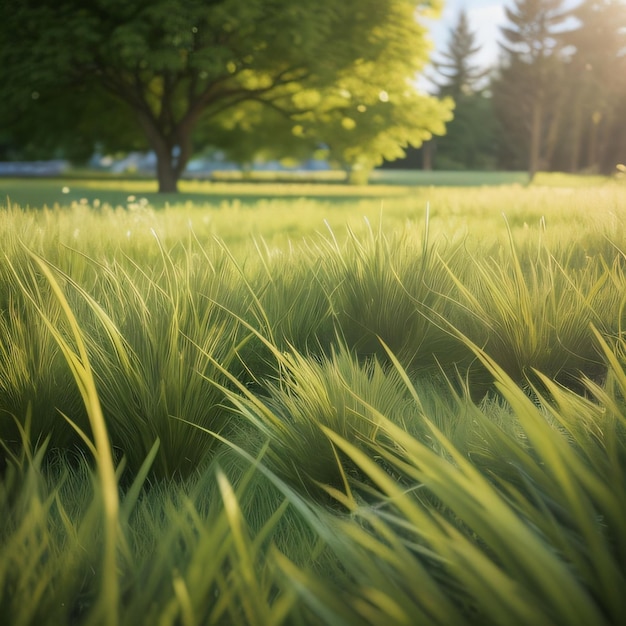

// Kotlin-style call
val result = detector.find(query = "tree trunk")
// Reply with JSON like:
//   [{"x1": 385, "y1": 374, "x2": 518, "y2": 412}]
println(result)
[
  {"x1": 137, "y1": 113, "x2": 195, "y2": 193},
  {"x1": 155, "y1": 147, "x2": 180, "y2": 193},
  {"x1": 587, "y1": 111, "x2": 602, "y2": 171},
  {"x1": 597, "y1": 110, "x2": 614, "y2": 175},
  {"x1": 569, "y1": 105, "x2": 583, "y2": 173},
  {"x1": 422, "y1": 140, "x2": 434, "y2": 171},
  {"x1": 528, "y1": 98, "x2": 543, "y2": 182},
  {"x1": 544, "y1": 89, "x2": 567, "y2": 171}
]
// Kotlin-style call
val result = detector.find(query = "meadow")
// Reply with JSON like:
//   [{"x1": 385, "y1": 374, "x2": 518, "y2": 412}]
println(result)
[{"x1": 1, "y1": 172, "x2": 625, "y2": 625}]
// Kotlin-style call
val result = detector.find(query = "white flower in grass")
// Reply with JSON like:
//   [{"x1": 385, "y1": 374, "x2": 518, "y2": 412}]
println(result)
[{"x1": 62, "y1": 186, "x2": 70, "y2": 193}]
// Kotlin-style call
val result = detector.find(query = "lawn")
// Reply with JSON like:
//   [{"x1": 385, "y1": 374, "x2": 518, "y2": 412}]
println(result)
[
  {"x1": 1, "y1": 172, "x2": 625, "y2": 625},
  {"x1": 0, "y1": 168, "x2": 616, "y2": 210},
  {"x1": 1, "y1": 170, "x2": 623, "y2": 244}
]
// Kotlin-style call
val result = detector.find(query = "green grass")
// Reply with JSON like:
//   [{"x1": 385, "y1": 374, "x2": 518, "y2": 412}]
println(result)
[
  {"x1": 1, "y1": 168, "x2": 621, "y2": 213},
  {"x1": 1, "y1": 176, "x2": 626, "y2": 624},
  {"x1": 2, "y1": 172, "x2": 625, "y2": 252}
]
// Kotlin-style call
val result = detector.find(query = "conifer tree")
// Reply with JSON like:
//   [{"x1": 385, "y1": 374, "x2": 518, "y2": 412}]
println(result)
[
  {"x1": 432, "y1": 9, "x2": 488, "y2": 98},
  {"x1": 493, "y1": 0, "x2": 572, "y2": 178},
  {"x1": 429, "y1": 9, "x2": 496, "y2": 170},
  {"x1": 562, "y1": 0, "x2": 626, "y2": 173}
]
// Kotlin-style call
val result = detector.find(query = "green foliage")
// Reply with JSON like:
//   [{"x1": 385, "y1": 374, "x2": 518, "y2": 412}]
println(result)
[
  {"x1": 433, "y1": 93, "x2": 498, "y2": 170},
  {"x1": 426, "y1": 9, "x2": 498, "y2": 171},
  {"x1": 556, "y1": 0, "x2": 626, "y2": 174},
  {"x1": 431, "y1": 8, "x2": 488, "y2": 98},
  {"x1": 492, "y1": 0, "x2": 602, "y2": 177},
  {"x1": 0, "y1": 0, "x2": 450, "y2": 191}
]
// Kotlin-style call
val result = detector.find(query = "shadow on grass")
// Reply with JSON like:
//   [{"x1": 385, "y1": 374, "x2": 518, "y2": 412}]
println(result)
[{"x1": 1, "y1": 180, "x2": 411, "y2": 211}]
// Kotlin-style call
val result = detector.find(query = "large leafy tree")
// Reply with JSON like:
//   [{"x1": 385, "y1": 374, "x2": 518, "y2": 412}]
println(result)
[
  {"x1": 0, "y1": 0, "x2": 450, "y2": 191},
  {"x1": 492, "y1": 0, "x2": 571, "y2": 178}
]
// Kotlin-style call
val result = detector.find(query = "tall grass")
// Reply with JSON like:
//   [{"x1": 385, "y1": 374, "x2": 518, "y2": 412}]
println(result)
[
  {"x1": 318, "y1": 216, "x2": 468, "y2": 367},
  {"x1": 442, "y1": 224, "x2": 623, "y2": 386},
  {"x1": 5, "y1": 250, "x2": 121, "y2": 625},
  {"x1": 4, "y1": 331, "x2": 623, "y2": 624},
  {"x1": 1, "y1": 186, "x2": 626, "y2": 624}
]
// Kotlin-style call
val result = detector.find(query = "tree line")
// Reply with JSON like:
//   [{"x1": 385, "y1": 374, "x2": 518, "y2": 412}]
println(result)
[{"x1": 406, "y1": 0, "x2": 626, "y2": 179}]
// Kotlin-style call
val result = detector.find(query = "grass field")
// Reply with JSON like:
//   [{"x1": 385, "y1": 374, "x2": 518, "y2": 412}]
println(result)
[
  {"x1": 1, "y1": 172, "x2": 626, "y2": 625},
  {"x1": 1, "y1": 168, "x2": 618, "y2": 210}
]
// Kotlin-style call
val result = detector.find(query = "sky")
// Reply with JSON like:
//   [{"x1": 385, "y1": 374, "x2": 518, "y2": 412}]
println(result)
[
  {"x1": 427, "y1": 0, "x2": 583, "y2": 72},
  {"x1": 427, "y1": 0, "x2": 510, "y2": 71}
]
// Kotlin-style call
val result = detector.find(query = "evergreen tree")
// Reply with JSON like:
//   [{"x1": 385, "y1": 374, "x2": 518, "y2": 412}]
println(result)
[
  {"x1": 432, "y1": 8, "x2": 489, "y2": 98},
  {"x1": 561, "y1": 0, "x2": 626, "y2": 174},
  {"x1": 493, "y1": 0, "x2": 572, "y2": 178},
  {"x1": 428, "y1": 8, "x2": 497, "y2": 170}
]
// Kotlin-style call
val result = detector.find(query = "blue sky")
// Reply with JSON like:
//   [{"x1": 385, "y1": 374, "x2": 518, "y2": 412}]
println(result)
[
  {"x1": 427, "y1": 0, "x2": 510, "y2": 70},
  {"x1": 428, "y1": 0, "x2": 582, "y2": 71}
]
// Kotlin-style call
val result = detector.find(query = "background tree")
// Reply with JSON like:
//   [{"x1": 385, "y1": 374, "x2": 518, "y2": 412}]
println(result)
[
  {"x1": 492, "y1": 0, "x2": 572, "y2": 179},
  {"x1": 432, "y1": 8, "x2": 489, "y2": 98},
  {"x1": 428, "y1": 8, "x2": 498, "y2": 170},
  {"x1": 558, "y1": 0, "x2": 626, "y2": 174},
  {"x1": 0, "y1": 0, "x2": 450, "y2": 192}
]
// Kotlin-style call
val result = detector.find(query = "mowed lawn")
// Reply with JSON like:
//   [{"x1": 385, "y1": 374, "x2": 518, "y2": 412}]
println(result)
[
  {"x1": 1, "y1": 169, "x2": 533, "y2": 210},
  {"x1": 0, "y1": 170, "x2": 532, "y2": 214},
  {"x1": 1, "y1": 170, "x2": 623, "y2": 245},
  {"x1": 0, "y1": 169, "x2": 613, "y2": 210}
]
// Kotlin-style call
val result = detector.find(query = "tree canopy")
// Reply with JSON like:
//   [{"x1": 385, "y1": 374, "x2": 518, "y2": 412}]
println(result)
[{"x1": 0, "y1": 0, "x2": 451, "y2": 191}]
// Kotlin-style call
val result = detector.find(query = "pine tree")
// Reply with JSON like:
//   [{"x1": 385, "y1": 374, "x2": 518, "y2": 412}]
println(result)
[
  {"x1": 562, "y1": 0, "x2": 626, "y2": 173},
  {"x1": 432, "y1": 9, "x2": 489, "y2": 98},
  {"x1": 429, "y1": 9, "x2": 496, "y2": 170},
  {"x1": 493, "y1": 0, "x2": 572, "y2": 179}
]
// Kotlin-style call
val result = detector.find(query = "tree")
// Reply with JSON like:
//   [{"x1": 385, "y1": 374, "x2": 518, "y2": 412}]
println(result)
[
  {"x1": 431, "y1": 8, "x2": 489, "y2": 98},
  {"x1": 493, "y1": 0, "x2": 572, "y2": 179},
  {"x1": 560, "y1": 0, "x2": 626, "y2": 174},
  {"x1": 426, "y1": 8, "x2": 497, "y2": 170},
  {"x1": 434, "y1": 93, "x2": 499, "y2": 170},
  {"x1": 0, "y1": 0, "x2": 451, "y2": 192}
]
